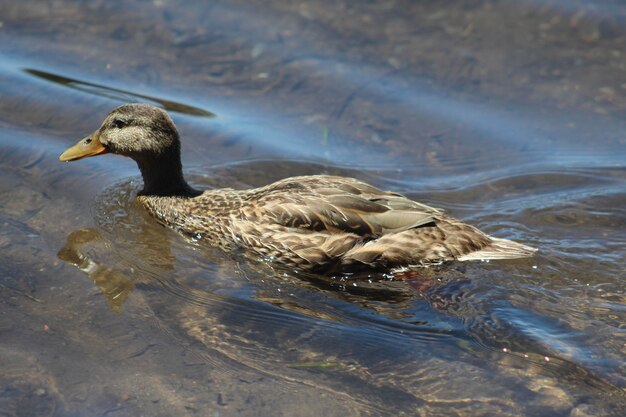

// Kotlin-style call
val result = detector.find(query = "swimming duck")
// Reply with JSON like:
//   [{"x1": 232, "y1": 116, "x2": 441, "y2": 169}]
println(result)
[{"x1": 60, "y1": 104, "x2": 536, "y2": 272}]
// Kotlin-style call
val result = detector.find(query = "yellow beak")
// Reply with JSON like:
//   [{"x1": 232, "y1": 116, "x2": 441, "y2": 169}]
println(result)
[{"x1": 59, "y1": 134, "x2": 109, "y2": 162}]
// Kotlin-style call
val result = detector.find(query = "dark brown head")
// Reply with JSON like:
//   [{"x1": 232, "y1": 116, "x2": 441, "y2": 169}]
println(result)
[
  {"x1": 59, "y1": 103, "x2": 180, "y2": 162},
  {"x1": 60, "y1": 104, "x2": 199, "y2": 197}
]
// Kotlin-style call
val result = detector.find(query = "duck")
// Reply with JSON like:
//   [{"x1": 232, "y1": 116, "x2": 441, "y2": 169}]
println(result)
[{"x1": 59, "y1": 103, "x2": 536, "y2": 272}]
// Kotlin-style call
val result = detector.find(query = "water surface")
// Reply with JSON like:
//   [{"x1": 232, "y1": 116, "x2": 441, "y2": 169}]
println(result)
[{"x1": 1, "y1": 1, "x2": 625, "y2": 416}]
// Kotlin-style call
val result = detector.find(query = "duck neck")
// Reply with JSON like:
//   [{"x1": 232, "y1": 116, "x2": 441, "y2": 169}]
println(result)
[{"x1": 136, "y1": 153, "x2": 201, "y2": 197}]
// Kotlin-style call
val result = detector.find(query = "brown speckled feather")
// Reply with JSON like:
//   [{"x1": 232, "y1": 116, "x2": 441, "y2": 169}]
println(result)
[{"x1": 139, "y1": 175, "x2": 535, "y2": 271}]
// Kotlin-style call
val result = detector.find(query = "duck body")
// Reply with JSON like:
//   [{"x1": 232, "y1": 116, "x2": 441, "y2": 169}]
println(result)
[
  {"x1": 139, "y1": 174, "x2": 534, "y2": 272},
  {"x1": 60, "y1": 104, "x2": 536, "y2": 272}
]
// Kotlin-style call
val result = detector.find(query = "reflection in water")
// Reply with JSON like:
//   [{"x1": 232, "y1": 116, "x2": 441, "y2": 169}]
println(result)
[{"x1": 57, "y1": 228, "x2": 134, "y2": 313}]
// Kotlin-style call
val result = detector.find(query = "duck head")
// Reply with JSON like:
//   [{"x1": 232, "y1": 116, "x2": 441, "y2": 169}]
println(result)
[
  {"x1": 60, "y1": 103, "x2": 199, "y2": 197},
  {"x1": 60, "y1": 103, "x2": 180, "y2": 162}
]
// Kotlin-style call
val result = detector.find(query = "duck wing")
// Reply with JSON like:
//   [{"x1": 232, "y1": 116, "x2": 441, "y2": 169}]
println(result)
[{"x1": 243, "y1": 175, "x2": 441, "y2": 237}]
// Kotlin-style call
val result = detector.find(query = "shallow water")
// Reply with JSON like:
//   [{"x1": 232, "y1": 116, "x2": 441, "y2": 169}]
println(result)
[{"x1": 1, "y1": 0, "x2": 625, "y2": 416}]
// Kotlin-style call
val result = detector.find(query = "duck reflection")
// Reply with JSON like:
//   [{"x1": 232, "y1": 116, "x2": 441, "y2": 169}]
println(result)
[{"x1": 57, "y1": 228, "x2": 134, "y2": 313}]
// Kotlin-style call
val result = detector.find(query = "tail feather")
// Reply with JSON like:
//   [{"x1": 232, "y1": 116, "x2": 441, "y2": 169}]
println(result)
[{"x1": 457, "y1": 237, "x2": 537, "y2": 261}]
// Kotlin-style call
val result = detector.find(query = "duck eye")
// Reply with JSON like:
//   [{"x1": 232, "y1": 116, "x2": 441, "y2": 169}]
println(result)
[{"x1": 113, "y1": 119, "x2": 126, "y2": 129}]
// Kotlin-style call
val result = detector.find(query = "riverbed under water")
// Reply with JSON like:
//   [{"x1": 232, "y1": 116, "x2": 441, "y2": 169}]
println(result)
[{"x1": 0, "y1": 1, "x2": 625, "y2": 416}]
